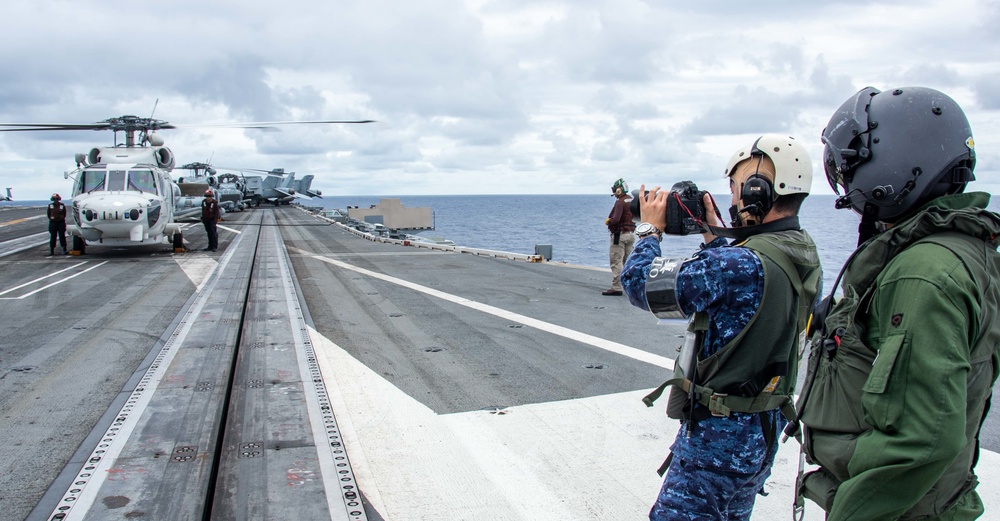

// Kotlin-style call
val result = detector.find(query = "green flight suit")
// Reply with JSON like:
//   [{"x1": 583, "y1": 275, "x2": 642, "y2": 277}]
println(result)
[{"x1": 798, "y1": 192, "x2": 1000, "y2": 521}]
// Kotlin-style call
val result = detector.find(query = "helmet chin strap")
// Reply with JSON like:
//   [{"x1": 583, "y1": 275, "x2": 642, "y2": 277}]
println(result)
[
  {"x1": 857, "y1": 202, "x2": 880, "y2": 247},
  {"x1": 835, "y1": 189, "x2": 883, "y2": 247}
]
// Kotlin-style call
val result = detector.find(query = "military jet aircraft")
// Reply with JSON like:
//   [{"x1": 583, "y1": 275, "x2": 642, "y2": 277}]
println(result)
[
  {"x1": 293, "y1": 175, "x2": 321, "y2": 199},
  {"x1": 221, "y1": 167, "x2": 301, "y2": 206}
]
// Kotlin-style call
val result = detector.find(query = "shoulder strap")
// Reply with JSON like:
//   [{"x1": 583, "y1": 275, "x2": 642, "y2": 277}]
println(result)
[{"x1": 743, "y1": 238, "x2": 804, "y2": 296}]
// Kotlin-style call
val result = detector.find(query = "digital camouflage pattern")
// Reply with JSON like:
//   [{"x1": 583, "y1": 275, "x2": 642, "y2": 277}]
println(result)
[
  {"x1": 625, "y1": 235, "x2": 795, "y2": 521},
  {"x1": 649, "y1": 418, "x2": 781, "y2": 520}
]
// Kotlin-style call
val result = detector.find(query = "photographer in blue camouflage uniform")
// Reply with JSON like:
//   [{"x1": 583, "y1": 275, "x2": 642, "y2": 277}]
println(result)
[{"x1": 622, "y1": 134, "x2": 822, "y2": 520}]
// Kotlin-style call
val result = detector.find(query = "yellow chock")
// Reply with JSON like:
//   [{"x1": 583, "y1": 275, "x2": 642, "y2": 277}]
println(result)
[{"x1": 70, "y1": 250, "x2": 83, "y2": 256}]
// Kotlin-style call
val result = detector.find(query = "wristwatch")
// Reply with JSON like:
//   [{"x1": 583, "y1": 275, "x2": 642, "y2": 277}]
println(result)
[{"x1": 635, "y1": 222, "x2": 662, "y2": 240}]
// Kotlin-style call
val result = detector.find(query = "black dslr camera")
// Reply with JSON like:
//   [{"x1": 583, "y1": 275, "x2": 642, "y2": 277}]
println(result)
[{"x1": 630, "y1": 180, "x2": 709, "y2": 235}]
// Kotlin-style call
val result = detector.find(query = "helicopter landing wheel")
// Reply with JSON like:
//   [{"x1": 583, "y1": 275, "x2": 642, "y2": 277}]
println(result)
[
  {"x1": 71, "y1": 236, "x2": 85, "y2": 255},
  {"x1": 172, "y1": 232, "x2": 185, "y2": 252}
]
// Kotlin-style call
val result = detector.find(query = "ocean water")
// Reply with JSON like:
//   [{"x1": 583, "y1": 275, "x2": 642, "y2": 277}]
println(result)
[
  {"x1": 8, "y1": 194, "x2": 998, "y2": 296},
  {"x1": 316, "y1": 193, "x2": 1000, "y2": 296}
]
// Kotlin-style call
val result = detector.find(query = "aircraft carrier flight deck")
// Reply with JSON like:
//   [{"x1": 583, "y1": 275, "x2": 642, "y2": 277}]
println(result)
[{"x1": 1, "y1": 205, "x2": 998, "y2": 521}]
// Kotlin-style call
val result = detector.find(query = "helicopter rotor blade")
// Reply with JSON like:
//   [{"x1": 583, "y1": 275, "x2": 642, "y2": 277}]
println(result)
[
  {"x1": 173, "y1": 120, "x2": 376, "y2": 130},
  {"x1": 0, "y1": 124, "x2": 111, "y2": 132},
  {"x1": 210, "y1": 120, "x2": 374, "y2": 126},
  {"x1": 0, "y1": 118, "x2": 372, "y2": 132},
  {"x1": 0, "y1": 117, "x2": 177, "y2": 132},
  {"x1": 215, "y1": 166, "x2": 293, "y2": 175}
]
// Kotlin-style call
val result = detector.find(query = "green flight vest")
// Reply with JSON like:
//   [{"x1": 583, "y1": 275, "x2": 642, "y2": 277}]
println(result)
[
  {"x1": 794, "y1": 194, "x2": 1000, "y2": 519},
  {"x1": 643, "y1": 230, "x2": 822, "y2": 421}
]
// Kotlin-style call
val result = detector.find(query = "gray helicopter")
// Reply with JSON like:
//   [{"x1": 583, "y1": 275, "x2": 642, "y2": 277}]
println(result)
[
  {"x1": 174, "y1": 161, "x2": 221, "y2": 220},
  {"x1": 174, "y1": 162, "x2": 249, "y2": 217}
]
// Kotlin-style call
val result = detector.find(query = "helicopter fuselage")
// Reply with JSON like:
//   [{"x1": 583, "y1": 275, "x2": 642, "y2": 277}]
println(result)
[{"x1": 66, "y1": 146, "x2": 182, "y2": 246}]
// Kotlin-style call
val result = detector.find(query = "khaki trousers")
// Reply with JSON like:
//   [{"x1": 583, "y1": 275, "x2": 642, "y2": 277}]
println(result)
[{"x1": 609, "y1": 232, "x2": 635, "y2": 291}]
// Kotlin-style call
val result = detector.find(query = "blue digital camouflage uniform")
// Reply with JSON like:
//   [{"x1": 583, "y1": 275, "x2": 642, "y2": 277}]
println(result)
[{"x1": 622, "y1": 235, "x2": 785, "y2": 521}]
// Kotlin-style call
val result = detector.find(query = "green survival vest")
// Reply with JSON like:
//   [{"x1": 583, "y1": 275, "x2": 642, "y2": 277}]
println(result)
[
  {"x1": 643, "y1": 230, "x2": 822, "y2": 422},
  {"x1": 793, "y1": 193, "x2": 1000, "y2": 519}
]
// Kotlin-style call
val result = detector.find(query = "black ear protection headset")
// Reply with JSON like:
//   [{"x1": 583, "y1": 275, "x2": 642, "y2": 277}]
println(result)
[
  {"x1": 740, "y1": 172, "x2": 774, "y2": 220},
  {"x1": 728, "y1": 152, "x2": 776, "y2": 225}
]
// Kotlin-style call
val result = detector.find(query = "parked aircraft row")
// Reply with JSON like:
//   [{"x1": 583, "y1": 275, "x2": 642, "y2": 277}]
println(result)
[
  {"x1": 175, "y1": 164, "x2": 323, "y2": 217},
  {"x1": 0, "y1": 114, "x2": 372, "y2": 253}
]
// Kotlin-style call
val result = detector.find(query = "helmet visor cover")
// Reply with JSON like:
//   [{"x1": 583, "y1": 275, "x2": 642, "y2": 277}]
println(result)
[{"x1": 822, "y1": 86, "x2": 976, "y2": 221}]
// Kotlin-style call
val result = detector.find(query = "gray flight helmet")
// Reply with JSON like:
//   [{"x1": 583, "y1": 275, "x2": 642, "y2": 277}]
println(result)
[{"x1": 822, "y1": 86, "x2": 976, "y2": 222}]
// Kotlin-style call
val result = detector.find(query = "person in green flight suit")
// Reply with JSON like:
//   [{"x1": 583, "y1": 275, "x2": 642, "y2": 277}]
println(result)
[{"x1": 788, "y1": 86, "x2": 1000, "y2": 520}]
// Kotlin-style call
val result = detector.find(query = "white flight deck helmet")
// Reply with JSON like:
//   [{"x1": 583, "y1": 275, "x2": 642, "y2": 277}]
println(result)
[{"x1": 722, "y1": 134, "x2": 813, "y2": 226}]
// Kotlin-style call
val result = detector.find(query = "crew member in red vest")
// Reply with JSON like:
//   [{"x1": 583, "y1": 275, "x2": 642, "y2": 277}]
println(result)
[
  {"x1": 201, "y1": 190, "x2": 221, "y2": 252},
  {"x1": 47, "y1": 193, "x2": 67, "y2": 256}
]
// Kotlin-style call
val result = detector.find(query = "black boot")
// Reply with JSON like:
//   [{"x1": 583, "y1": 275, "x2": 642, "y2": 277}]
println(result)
[{"x1": 46, "y1": 249, "x2": 54, "y2": 257}]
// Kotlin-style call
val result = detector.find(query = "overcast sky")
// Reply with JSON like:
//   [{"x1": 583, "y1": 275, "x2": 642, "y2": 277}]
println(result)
[{"x1": 1, "y1": 0, "x2": 999, "y2": 200}]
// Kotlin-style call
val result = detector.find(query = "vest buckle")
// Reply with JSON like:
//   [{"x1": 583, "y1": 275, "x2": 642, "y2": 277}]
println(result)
[{"x1": 708, "y1": 393, "x2": 730, "y2": 417}]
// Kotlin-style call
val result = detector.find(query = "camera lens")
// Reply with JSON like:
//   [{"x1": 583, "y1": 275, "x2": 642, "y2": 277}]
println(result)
[{"x1": 629, "y1": 189, "x2": 643, "y2": 219}]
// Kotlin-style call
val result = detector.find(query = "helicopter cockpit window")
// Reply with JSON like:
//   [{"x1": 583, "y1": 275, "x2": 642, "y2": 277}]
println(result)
[
  {"x1": 80, "y1": 170, "x2": 107, "y2": 193},
  {"x1": 106, "y1": 170, "x2": 127, "y2": 191},
  {"x1": 127, "y1": 170, "x2": 157, "y2": 194}
]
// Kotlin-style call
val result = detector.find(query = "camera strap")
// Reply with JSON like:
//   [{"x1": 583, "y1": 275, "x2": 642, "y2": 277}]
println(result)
[{"x1": 703, "y1": 216, "x2": 800, "y2": 241}]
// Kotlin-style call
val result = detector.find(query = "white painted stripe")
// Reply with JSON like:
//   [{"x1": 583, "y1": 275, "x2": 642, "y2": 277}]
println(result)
[
  {"x1": 1, "y1": 261, "x2": 109, "y2": 299},
  {"x1": 218, "y1": 223, "x2": 242, "y2": 234},
  {"x1": 0, "y1": 231, "x2": 48, "y2": 257},
  {"x1": 309, "y1": 315, "x2": 1000, "y2": 521},
  {"x1": 0, "y1": 261, "x2": 90, "y2": 296},
  {"x1": 290, "y1": 247, "x2": 674, "y2": 370}
]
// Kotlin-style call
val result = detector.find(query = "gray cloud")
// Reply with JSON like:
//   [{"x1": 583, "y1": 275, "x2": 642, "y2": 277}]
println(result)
[{"x1": 1, "y1": 0, "x2": 998, "y2": 198}]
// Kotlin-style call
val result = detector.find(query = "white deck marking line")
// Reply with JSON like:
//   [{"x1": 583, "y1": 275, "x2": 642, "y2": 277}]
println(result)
[
  {"x1": 292, "y1": 248, "x2": 674, "y2": 370},
  {"x1": 0, "y1": 231, "x2": 49, "y2": 258},
  {"x1": 0, "y1": 261, "x2": 90, "y2": 296},
  {"x1": 0, "y1": 261, "x2": 109, "y2": 300},
  {"x1": 218, "y1": 224, "x2": 242, "y2": 234}
]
